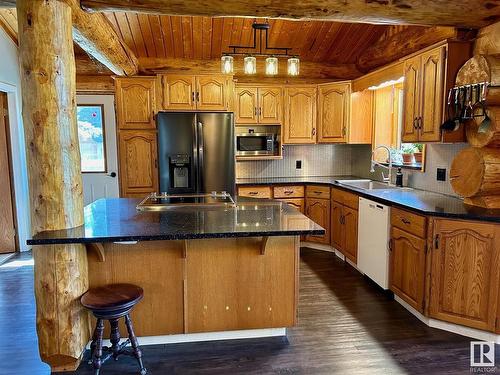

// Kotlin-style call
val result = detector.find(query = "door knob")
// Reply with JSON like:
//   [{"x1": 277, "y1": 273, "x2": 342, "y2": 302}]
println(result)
[{"x1": 108, "y1": 172, "x2": 117, "y2": 178}]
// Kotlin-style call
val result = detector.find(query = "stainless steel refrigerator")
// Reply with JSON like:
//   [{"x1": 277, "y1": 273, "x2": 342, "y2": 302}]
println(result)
[{"x1": 157, "y1": 112, "x2": 235, "y2": 197}]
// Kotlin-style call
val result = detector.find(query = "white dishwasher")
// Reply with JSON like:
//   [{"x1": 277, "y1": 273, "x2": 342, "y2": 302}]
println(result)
[{"x1": 357, "y1": 197, "x2": 391, "y2": 289}]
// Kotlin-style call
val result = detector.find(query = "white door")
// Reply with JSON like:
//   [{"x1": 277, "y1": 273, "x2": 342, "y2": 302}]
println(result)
[{"x1": 77, "y1": 95, "x2": 119, "y2": 205}]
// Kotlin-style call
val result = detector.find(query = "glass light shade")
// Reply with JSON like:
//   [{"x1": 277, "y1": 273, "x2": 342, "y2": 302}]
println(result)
[
  {"x1": 221, "y1": 55, "x2": 234, "y2": 74},
  {"x1": 244, "y1": 56, "x2": 257, "y2": 75},
  {"x1": 287, "y1": 57, "x2": 300, "y2": 76},
  {"x1": 265, "y1": 57, "x2": 278, "y2": 75}
]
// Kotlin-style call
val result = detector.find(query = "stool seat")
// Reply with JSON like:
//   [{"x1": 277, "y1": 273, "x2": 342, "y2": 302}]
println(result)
[{"x1": 81, "y1": 283, "x2": 143, "y2": 311}]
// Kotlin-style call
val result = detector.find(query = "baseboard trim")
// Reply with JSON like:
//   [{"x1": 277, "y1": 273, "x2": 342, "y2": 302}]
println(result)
[
  {"x1": 394, "y1": 296, "x2": 500, "y2": 343},
  {"x1": 87, "y1": 327, "x2": 287, "y2": 349}
]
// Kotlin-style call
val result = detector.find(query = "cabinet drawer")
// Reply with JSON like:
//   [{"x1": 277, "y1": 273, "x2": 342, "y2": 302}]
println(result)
[
  {"x1": 273, "y1": 185, "x2": 304, "y2": 198},
  {"x1": 331, "y1": 188, "x2": 359, "y2": 210},
  {"x1": 238, "y1": 186, "x2": 272, "y2": 199},
  {"x1": 306, "y1": 185, "x2": 330, "y2": 199},
  {"x1": 391, "y1": 208, "x2": 427, "y2": 238}
]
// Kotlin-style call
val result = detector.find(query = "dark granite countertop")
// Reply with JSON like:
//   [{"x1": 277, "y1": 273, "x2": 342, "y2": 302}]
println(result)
[
  {"x1": 27, "y1": 198, "x2": 324, "y2": 245},
  {"x1": 236, "y1": 176, "x2": 500, "y2": 223}
]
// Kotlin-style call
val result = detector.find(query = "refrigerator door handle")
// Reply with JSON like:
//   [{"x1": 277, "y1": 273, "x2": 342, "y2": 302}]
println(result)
[
  {"x1": 193, "y1": 118, "x2": 199, "y2": 192},
  {"x1": 197, "y1": 121, "x2": 204, "y2": 193}
]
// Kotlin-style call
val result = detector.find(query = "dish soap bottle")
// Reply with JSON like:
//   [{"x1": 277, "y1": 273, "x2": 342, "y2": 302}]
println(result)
[{"x1": 396, "y1": 167, "x2": 403, "y2": 187}]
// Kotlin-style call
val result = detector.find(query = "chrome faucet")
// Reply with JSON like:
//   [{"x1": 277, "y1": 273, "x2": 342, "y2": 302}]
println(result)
[{"x1": 370, "y1": 145, "x2": 393, "y2": 185}]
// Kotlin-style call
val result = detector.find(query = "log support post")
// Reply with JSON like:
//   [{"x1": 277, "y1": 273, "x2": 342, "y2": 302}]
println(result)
[{"x1": 17, "y1": 0, "x2": 89, "y2": 371}]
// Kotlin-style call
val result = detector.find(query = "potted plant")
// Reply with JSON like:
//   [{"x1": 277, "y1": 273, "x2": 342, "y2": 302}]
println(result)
[
  {"x1": 414, "y1": 144, "x2": 423, "y2": 164},
  {"x1": 401, "y1": 145, "x2": 415, "y2": 164}
]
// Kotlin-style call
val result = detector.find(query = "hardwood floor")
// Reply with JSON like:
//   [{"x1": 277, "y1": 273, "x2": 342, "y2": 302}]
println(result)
[{"x1": 0, "y1": 248, "x2": 492, "y2": 375}]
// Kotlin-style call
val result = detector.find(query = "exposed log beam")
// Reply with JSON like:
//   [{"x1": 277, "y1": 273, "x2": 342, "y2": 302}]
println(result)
[
  {"x1": 139, "y1": 57, "x2": 362, "y2": 80},
  {"x1": 0, "y1": 0, "x2": 16, "y2": 7},
  {"x1": 357, "y1": 26, "x2": 460, "y2": 72},
  {"x1": 68, "y1": 0, "x2": 138, "y2": 76},
  {"x1": 16, "y1": 0, "x2": 89, "y2": 371},
  {"x1": 81, "y1": 0, "x2": 500, "y2": 28}
]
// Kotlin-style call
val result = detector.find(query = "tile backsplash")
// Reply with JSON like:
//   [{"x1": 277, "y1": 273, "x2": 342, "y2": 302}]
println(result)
[
  {"x1": 238, "y1": 142, "x2": 467, "y2": 197},
  {"x1": 351, "y1": 143, "x2": 468, "y2": 196},
  {"x1": 236, "y1": 144, "x2": 354, "y2": 178}
]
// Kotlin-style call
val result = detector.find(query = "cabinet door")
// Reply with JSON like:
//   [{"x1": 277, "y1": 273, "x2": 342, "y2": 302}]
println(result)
[
  {"x1": 258, "y1": 87, "x2": 282, "y2": 124},
  {"x1": 390, "y1": 227, "x2": 426, "y2": 312},
  {"x1": 318, "y1": 83, "x2": 350, "y2": 143},
  {"x1": 118, "y1": 130, "x2": 158, "y2": 197},
  {"x1": 402, "y1": 56, "x2": 421, "y2": 142},
  {"x1": 305, "y1": 198, "x2": 330, "y2": 244},
  {"x1": 343, "y1": 207, "x2": 358, "y2": 264},
  {"x1": 429, "y1": 219, "x2": 499, "y2": 331},
  {"x1": 331, "y1": 201, "x2": 343, "y2": 251},
  {"x1": 116, "y1": 78, "x2": 156, "y2": 129},
  {"x1": 283, "y1": 87, "x2": 317, "y2": 144},
  {"x1": 419, "y1": 46, "x2": 445, "y2": 142},
  {"x1": 235, "y1": 86, "x2": 258, "y2": 124},
  {"x1": 279, "y1": 198, "x2": 305, "y2": 213},
  {"x1": 349, "y1": 90, "x2": 373, "y2": 144},
  {"x1": 162, "y1": 75, "x2": 196, "y2": 110},
  {"x1": 196, "y1": 75, "x2": 228, "y2": 111}
]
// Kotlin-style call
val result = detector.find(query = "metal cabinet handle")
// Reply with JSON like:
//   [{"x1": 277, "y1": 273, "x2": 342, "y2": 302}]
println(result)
[
  {"x1": 192, "y1": 92, "x2": 195, "y2": 102},
  {"x1": 312, "y1": 128, "x2": 316, "y2": 136},
  {"x1": 255, "y1": 107, "x2": 258, "y2": 116},
  {"x1": 434, "y1": 234, "x2": 440, "y2": 249},
  {"x1": 413, "y1": 117, "x2": 418, "y2": 129},
  {"x1": 418, "y1": 116, "x2": 423, "y2": 129},
  {"x1": 249, "y1": 191, "x2": 258, "y2": 195},
  {"x1": 196, "y1": 92, "x2": 200, "y2": 102},
  {"x1": 314, "y1": 191, "x2": 322, "y2": 194},
  {"x1": 401, "y1": 218, "x2": 411, "y2": 225},
  {"x1": 284, "y1": 190, "x2": 294, "y2": 195}
]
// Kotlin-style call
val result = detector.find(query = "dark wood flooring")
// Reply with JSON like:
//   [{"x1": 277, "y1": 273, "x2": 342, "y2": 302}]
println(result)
[{"x1": 0, "y1": 248, "x2": 494, "y2": 375}]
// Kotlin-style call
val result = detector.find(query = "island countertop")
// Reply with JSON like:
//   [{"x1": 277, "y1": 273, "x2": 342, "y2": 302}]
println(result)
[{"x1": 27, "y1": 197, "x2": 324, "y2": 245}]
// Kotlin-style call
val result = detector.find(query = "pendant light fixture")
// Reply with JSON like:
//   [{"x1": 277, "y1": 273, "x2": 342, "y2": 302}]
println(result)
[
  {"x1": 221, "y1": 21, "x2": 299, "y2": 76},
  {"x1": 287, "y1": 57, "x2": 300, "y2": 76},
  {"x1": 244, "y1": 56, "x2": 257, "y2": 75},
  {"x1": 265, "y1": 57, "x2": 278, "y2": 75},
  {"x1": 221, "y1": 55, "x2": 234, "y2": 74}
]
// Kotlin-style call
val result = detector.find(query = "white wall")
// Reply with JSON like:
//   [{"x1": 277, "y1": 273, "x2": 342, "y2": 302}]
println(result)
[{"x1": 0, "y1": 28, "x2": 31, "y2": 251}]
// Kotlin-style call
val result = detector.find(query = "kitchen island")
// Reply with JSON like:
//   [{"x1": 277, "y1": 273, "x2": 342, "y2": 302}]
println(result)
[{"x1": 28, "y1": 197, "x2": 323, "y2": 371}]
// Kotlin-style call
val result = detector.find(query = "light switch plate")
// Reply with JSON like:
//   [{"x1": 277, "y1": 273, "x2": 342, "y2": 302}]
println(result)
[
  {"x1": 437, "y1": 168, "x2": 446, "y2": 182},
  {"x1": 296, "y1": 160, "x2": 302, "y2": 169}
]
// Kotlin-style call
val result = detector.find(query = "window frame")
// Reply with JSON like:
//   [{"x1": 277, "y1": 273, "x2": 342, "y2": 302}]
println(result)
[{"x1": 77, "y1": 103, "x2": 108, "y2": 174}]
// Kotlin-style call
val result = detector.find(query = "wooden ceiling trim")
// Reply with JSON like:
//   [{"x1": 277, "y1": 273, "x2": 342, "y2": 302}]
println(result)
[
  {"x1": 170, "y1": 16, "x2": 183, "y2": 58},
  {"x1": 113, "y1": 12, "x2": 136, "y2": 55},
  {"x1": 127, "y1": 13, "x2": 148, "y2": 57},
  {"x1": 181, "y1": 16, "x2": 193, "y2": 59},
  {"x1": 138, "y1": 13, "x2": 157, "y2": 57},
  {"x1": 192, "y1": 16, "x2": 202, "y2": 59},
  {"x1": 160, "y1": 16, "x2": 175, "y2": 59},
  {"x1": 312, "y1": 22, "x2": 341, "y2": 62},
  {"x1": 201, "y1": 17, "x2": 212, "y2": 59},
  {"x1": 211, "y1": 17, "x2": 223, "y2": 58},
  {"x1": 149, "y1": 15, "x2": 166, "y2": 58}
]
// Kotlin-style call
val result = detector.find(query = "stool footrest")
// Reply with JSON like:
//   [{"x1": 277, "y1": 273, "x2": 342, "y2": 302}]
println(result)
[{"x1": 88, "y1": 339, "x2": 131, "y2": 365}]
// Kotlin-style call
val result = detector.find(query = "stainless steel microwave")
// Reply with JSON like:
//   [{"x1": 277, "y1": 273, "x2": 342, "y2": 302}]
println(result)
[{"x1": 236, "y1": 132, "x2": 276, "y2": 156}]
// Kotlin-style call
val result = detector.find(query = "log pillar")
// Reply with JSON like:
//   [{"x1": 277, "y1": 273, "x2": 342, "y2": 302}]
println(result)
[{"x1": 16, "y1": 0, "x2": 89, "y2": 371}]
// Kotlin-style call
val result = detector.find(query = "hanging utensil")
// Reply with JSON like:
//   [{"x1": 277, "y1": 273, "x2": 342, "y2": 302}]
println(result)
[
  {"x1": 453, "y1": 87, "x2": 463, "y2": 131},
  {"x1": 477, "y1": 83, "x2": 492, "y2": 133},
  {"x1": 440, "y1": 88, "x2": 457, "y2": 131}
]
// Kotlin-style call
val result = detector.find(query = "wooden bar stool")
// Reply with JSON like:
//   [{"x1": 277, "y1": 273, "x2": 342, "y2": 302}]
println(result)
[{"x1": 81, "y1": 283, "x2": 147, "y2": 375}]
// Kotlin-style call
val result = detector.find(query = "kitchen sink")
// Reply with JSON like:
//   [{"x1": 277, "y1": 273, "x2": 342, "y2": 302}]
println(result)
[{"x1": 336, "y1": 179, "x2": 413, "y2": 192}]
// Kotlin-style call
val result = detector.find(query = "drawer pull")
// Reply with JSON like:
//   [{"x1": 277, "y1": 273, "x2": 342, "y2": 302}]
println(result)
[
  {"x1": 284, "y1": 190, "x2": 294, "y2": 194},
  {"x1": 314, "y1": 191, "x2": 322, "y2": 194},
  {"x1": 401, "y1": 218, "x2": 411, "y2": 225},
  {"x1": 249, "y1": 191, "x2": 258, "y2": 195}
]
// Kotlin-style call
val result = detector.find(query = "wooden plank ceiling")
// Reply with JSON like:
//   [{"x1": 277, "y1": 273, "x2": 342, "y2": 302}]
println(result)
[{"x1": 104, "y1": 14, "x2": 391, "y2": 65}]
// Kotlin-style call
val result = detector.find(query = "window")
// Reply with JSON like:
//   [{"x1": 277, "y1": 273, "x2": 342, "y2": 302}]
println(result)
[{"x1": 77, "y1": 105, "x2": 106, "y2": 173}]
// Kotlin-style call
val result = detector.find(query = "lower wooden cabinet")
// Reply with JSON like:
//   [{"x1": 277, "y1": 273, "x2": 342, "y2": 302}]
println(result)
[
  {"x1": 237, "y1": 185, "x2": 272, "y2": 199},
  {"x1": 118, "y1": 130, "x2": 158, "y2": 197},
  {"x1": 428, "y1": 219, "x2": 500, "y2": 332},
  {"x1": 279, "y1": 198, "x2": 305, "y2": 213},
  {"x1": 305, "y1": 197, "x2": 330, "y2": 244},
  {"x1": 331, "y1": 201, "x2": 358, "y2": 263},
  {"x1": 390, "y1": 227, "x2": 426, "y2": 312}
]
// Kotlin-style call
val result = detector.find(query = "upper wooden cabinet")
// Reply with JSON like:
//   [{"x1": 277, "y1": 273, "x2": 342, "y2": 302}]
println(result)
[
  {"x1": 235, "y1": 85, "x2": 282, "y2": 124},
  {"x1": 283, "y1": 86, "x2": 317, "y2": 144},
  {"x1": 429, "y1": 219, "x2": 500, "y2": 332},
  {"x1": 349, "y1": 90, "x2": 373, "y2": 144},
  {"x1": 317, "y1": 82, "x2": 351, "y2": 143},
  {"x1": 162, "y1": 75, "x2": 196, "y2": 110},
  {"x1": 160, "y1": 74, "x2": 230, "y2": 111},
  {"x1": 402, "y1": 42, "x2": 471, "y2": 143},
  {"x1": 118, "y1": 130, "x2": 158, "y2": 197},
  {"x1": 115, "y1": 77, "x2": 157, "y2": 129}
]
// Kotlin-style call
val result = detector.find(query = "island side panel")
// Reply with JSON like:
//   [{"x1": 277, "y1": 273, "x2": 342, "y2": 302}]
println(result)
[
  {"x1": 185, "y1": 236, "x2": 299, "y2": 333},
  {"x1": 87, "y1": 241, "x2": 185, "y2": 337}
]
